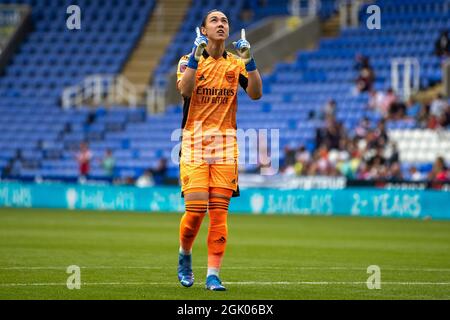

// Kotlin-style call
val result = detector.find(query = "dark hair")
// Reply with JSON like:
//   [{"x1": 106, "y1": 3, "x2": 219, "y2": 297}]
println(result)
[
  {"x1": 436, "y1": 156, "x2": 447, "y2": 170},
  {"x1": 201, "y1": 9, "x2": 228, "y2": 28}
]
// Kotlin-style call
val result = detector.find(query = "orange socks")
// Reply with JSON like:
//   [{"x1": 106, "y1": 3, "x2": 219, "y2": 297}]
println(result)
[
  {"x1": 207, "y1": 196, "x2": 230, "y2": 271},
  {"x1": 179, "y1": 187, "x2": 232, "y2": 277},
  {"x1": 179, "y1": 200, "x2": 208, "y2": 254}
]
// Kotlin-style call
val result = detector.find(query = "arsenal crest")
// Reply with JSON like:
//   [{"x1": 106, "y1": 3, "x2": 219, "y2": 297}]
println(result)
[{"x1": 225, "y1": 71, "x2": 235, "y2": 83}]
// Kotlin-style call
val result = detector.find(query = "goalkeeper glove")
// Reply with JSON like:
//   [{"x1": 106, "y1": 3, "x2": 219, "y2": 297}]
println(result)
[
  {"x1": 187, "y1": 27, "x2": 208, "y2": 70},
  {"x1": 233, "y1": 28, "x2": 257, "y2": 72}
]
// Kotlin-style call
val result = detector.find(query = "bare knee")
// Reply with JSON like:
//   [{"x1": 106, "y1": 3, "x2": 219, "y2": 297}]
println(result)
[
  {"x1": 209, "y1": 187, "x2": 233, "y2": 201},
  {"x1": 184, "y1": 190, "x2": 209, "y2": 202}
]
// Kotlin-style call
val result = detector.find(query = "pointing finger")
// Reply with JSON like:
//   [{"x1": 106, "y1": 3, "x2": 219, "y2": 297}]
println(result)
[{"x1": 241, "y1": 28, "x2": 246, "y2": 40}]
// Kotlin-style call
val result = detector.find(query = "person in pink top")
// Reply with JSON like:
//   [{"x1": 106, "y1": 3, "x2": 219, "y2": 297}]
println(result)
[
  {"x1": 380, "y1": 88, "x2": 397, "y2": 119},
  {"x1": 429, "y1": 156, "x2": 449, "y2": 181},
  {"x1": 76, "y1": 142, "x2": 93, "y2": 180}
]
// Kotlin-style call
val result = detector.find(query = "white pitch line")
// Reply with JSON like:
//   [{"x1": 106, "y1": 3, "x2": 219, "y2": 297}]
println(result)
[
  {"x1": 226, "y1": 281, "x2": 450, "y2": 286},
  {"x1": 0, "y1": 281, "x2": 450, "y2": 287},
  {"x1": 1, "y1": 266, "x2": 450, "y2": 272}
]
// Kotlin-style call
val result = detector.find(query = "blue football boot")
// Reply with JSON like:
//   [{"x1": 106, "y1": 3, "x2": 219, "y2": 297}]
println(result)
[
  {"x1": 177, "y1": 253, "x2": 194, "y2": 287},
  {"x1": 205, "y1": 275, "x2": 226, "y2": 291}
]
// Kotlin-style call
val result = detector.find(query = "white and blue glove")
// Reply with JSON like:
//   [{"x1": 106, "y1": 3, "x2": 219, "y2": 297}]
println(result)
[
  {"x1": 233, "y1": 29, "x2": 256, "y2": 72},
  {"x1": 187, "y1": 27, "x2": 208, "y2": 70}
]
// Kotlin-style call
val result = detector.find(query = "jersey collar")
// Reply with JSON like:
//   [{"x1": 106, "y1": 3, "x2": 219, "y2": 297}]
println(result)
[{"x1": 202, "y1": 50, "x2": 228, "y2": 59}]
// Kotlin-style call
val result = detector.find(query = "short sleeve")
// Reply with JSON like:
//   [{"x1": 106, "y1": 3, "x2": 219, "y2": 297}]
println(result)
[{"x1": 177, "y1": 55, "x2": 190, "y2": 84}]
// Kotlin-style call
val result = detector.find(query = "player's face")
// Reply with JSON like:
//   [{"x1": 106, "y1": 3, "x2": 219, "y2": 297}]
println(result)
[{"x1": 202, "y1": 12, "x2": 229, "y2": 41}]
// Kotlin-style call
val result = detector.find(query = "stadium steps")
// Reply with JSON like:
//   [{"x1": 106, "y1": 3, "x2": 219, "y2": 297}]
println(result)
[
  {"x1": 275, "y1": 11, "x2": 340, "y2": 72},
  {"x1": 120, "y1": 0, "x2": 191, "y2": 100},
  {"x1": 320, "y1": 12, "x2": 340, "y2": 38},
  {"x1": 413, "y1": 83, "x2": 444, "y2": 105}
]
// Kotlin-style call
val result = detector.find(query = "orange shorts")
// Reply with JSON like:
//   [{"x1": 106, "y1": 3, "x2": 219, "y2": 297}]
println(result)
[{"x1": 180, "y1": 159, "x2": 238, "y2": 193}]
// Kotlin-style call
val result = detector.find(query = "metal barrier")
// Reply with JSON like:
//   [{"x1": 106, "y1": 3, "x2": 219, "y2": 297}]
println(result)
[
  {"x1": 391, "y1": 58, "x2": 420, "y2": 101},
  {"x1": 61, "y1": 74, "x2": 167, "y2": 113},
  {"x1": 339, "y1": 0, "x2": 364, "y2": 29},
  {"x1": 62, "y1": 74, "x2": 137, "y2": 109}
]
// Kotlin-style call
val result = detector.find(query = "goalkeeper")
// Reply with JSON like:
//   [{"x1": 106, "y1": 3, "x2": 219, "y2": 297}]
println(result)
[{"x1": 176, "y1": 9, "x2": 263, "y2": 291}]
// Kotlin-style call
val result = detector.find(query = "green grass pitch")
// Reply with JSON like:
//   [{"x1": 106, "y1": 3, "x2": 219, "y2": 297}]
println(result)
[{"x1": 0, "y1": 208, "x2": 449, "y2": 300}]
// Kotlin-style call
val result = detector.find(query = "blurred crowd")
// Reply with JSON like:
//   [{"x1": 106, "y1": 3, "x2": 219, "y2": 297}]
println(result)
[
  {"x1": 281, "y1": 101, "x2": 450, "y2": 182},
  {"x1": 368, "y1": 90, "x2": 450, "y2": 129},
  {"x1": 76, "y1": 142, "x2": 168, "y2": 186}
]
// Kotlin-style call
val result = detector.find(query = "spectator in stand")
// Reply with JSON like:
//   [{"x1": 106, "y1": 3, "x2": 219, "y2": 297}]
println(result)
[
  {"x1": 76, "y1": 142, "x2": 93, "y2": 182},
  {"x1": 295, "y1": 145, "x2": 311, "y2": 163},
  {"x1": 331, "y1": 137, "x2": 361, "y2": 179},
  {"x1": 357, "y1": 161, "x2": 371, "y2": 180},
  {"x1": 308, "y1": 145, "x2": 333, "y2": 176},
  {"x1": 434, "y1": 29, "x2": 450, "y2": 57},
  {"x1": 438, "y1": 104, "x2": 450, "y2": 128},
  {"x1": 354, "y1": 117, "x2": 371, "y2": 139},
  {"x1": 428, "y1": 156, "x2": 449, "y2": 181},
  {"x1": 322, "y1": 99, "x2": 337, "y2": 119},
  {"x1": 283, "y1": 145, "x2": 296, "y2": 170},
  {"x1": 427, "y1": 94, "x2": 446, "y2": 129},
  {"x1": 291, "y1": 145, "x2": 311, "y2": 176},
  {"x1": 427, "y1": 114, "x2": 440, "y2": 129},
  {"x1": 417, "y1": 102, "x2": 431, "y2": 128},
  {"x1": 430, "y1": 93, "x2": 448, "y2": 118},
  {"x1": 408, "y1": 166, "x2": 425, "y2": 181},
  {"x1": 152, "y1": 157, "x2": 168, "y2": 185},
  {"x1": 354, "y1": 54, "x2": 369, "y2": 71},
  {"x1": 365, "y1": 130, "x2": 384, "y2": 152},
  {"x1": 373, "y1": 119, "x2": 388, "y2": 146},
  {"x1": 368, "y1": 146, "x2": 386, "y2": 168},
  {"x1": 320, "y1": 116, "x2": 344, "y2": 150},
  {"x1": 136, "y1": 169, "x2": 155, "y2": 188},
  {"x1": 386, "y1": 141, "x2": 399, "y2": 165},
  {"x1": 380, "y1": 88, "x2": 397, "y2": 119},
  {"x1": 368, "y1": 89, "x2": 385, "y2": 112},
  {"x1": 101, "y1": 149, "x2": 115, "y2": 178},
  {"x1": 405, "y1": 97, "x2": 421, "y2": 119},
  {"x1": 389, "y1": 100, "x2": 407, "y2": 120},
  {"x1": 356, "y1": 65, "x2": 375, "y2": 93},
  {"x1": 387, "y1": 162, "x2": 403, "y2": 181}
]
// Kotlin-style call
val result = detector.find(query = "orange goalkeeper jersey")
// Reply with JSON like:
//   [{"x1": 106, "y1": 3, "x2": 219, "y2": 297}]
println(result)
[{"x1": 177, "y1": 50, "x2": 249, "y2": 163}]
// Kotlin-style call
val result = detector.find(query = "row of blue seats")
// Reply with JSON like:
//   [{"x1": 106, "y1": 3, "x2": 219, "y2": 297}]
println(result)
[
  {"x1": 3, "y1": 0, "x2": 150, "y2": 6},
  {"x1": 377, "y1": 0, "x2": 445, "y2": 4},
  {"x1": 27, "y1": 32, "x2": 140, "y2": 43},
  {"x1": 35, "y1": 9, "x2": 148, "y2": 19},
  {"x1": 0, "y1": 114, "x2": 87, "y2": 122},
  {"x1": 320, "y1": 37, "x2": 440, "y2": 47},
  {"x1": 320, "y1": 44, "x2": 440, "y2": 54},
  {"x1": 4, "y1": 67, "x2": 122, "y2": 80},
  {"x1": 1, "y1": 71, "x2": 115, "y2": 84},
  {"x1": 35, "y1": 18, "x2": 145, "y2": 34},
  {"x1": 5, "y1": 65, "x2": 121, "y2": 75},
  {"x1": 19, "y1": 44, "x2": 129, "y2": 55},
  {"x1": 33, "y1": 22, "x2": 145, "y2": 33},
  {"x1": 372, "y1": 22, "x2": 449, "y2": 31},
  {"x1": 10, "y1": 57, "x2": 118, "y2": 67},
  {"x1": 373, "y1": 11, "x2": 449, "y2": 19},
  {"x1": 0, "y1": 0, "x2": 155, "y2": 112},
  {"x1": 380, "y1": 4, "x2": 447, "y2": 13}
]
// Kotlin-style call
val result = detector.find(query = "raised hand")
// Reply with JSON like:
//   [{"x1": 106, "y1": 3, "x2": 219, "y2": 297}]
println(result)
[
  {"x1": 233, "y1": 29, "x2": 252, "y2": 65},
  {"x1": 192, "y1": 27, "x2": 208, "y2": 62}
]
